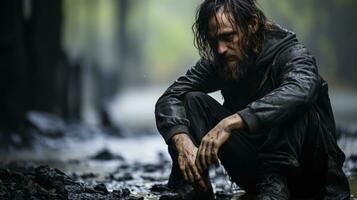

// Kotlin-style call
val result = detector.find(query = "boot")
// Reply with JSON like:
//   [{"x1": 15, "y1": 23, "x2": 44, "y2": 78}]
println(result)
[{"x1": 256, "y1": 174, "x2": 290, "y2": 200}]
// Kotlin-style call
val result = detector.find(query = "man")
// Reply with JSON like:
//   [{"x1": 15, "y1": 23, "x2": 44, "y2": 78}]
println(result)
[{"x1": 155, "y1": 0, "x2": 350, "y2": 199}]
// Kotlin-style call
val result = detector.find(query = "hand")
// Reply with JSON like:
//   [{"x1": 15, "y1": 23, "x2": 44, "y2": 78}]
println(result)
[
  {"x1": 196, "y1": 122, "x2": 230, "y2": 174},
  {"x1": 196, "y1": 113, "x2": 244, "y2": 174},
  {"x1": 172, "y1": 133, "x2": 208, "y2": 191}
]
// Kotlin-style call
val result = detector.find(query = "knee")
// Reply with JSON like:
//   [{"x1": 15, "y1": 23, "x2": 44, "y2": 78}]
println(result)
[{"x1": 183, "y1": 92, "x2": 209, "y2": 112}]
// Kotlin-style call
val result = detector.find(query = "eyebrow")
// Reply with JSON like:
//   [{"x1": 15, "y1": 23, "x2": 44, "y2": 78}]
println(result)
[
  {"x1": 209, "y1": 30, "x2": 237, "y2": 41},
  {"x1": 217, "y1": 31, "x2": 236, "y2": 37}
]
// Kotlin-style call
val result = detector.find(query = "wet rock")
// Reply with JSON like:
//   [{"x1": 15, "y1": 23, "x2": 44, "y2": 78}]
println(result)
[
  {"x1": 106, "y1": 172, "x2": 133, "y2": 181},
  {"x1": 90, "y1": 149, "x2": 124, "y2": 161},
  {"x1": 117, "y1": 163, "x2": 130, "y2": 170},
  {"x1": 94, "y1": 183, "x2": 109, "y2": 194},
  {"x1": 0, "y1": 164, "x2": 140, "y2": 200},
  {"x1": 72, "y1": 172, "x2": 98, "y2": 180},
  {"x1": 119, "y1": 172, "x2": 133, "y2": 181},
  {"x1": 159, "y1": 193, "x2": 182, "y2": 200},
  {"x1": 112, "y1": 188, "x2": 130, "y2": 197},
  {"x1": 215, "y1": 191, "x2": 233, "y2": 199},
  {"x1": 0, "y1": 180, "x2": 9, "y2": 199},
  {"x1": 151, "y1": 184, "x2": 171, "y2": 192},
  {"x1": 127, "y1": 196, "x2": 144, "y2": 200}
]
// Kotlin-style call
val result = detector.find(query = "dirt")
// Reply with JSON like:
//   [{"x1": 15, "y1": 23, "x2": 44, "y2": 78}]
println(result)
[
  {"x1": 0, "y1": 118, "x2": 356, "y2": 199},
  {"x1": 1, "y1": 153, "x2": 355, "y2": 200},
  {"x1": 0, "y1": 164, "x2": 139, "y2": 200}
]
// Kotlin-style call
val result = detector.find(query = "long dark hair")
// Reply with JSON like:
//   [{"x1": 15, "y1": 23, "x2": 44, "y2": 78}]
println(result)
[{"x1": 192, "y1": 0, "x2": 270, "y2": 61}]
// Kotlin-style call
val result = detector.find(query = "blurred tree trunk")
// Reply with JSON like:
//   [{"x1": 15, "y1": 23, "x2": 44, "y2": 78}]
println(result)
[
  {"x1": 29, "y1": 0, "x2": 80, "y2": 119},
  {"x1": 0, "y1": 0, "x2": 80, "y2": 132},
  {"x1": 0, "y1": 0, "x2": 28, "y2": 131},
  {"x1": 29, "y1": 0, "x2": 63, "y2": 113}
]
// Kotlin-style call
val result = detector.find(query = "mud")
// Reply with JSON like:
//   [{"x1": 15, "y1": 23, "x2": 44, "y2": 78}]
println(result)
[
  {"x1": 0, "y1": 164, "x2": 140, "y2": 200},
  {"x1": 1, "y1": 155, "x2": 355, "y2": 199},
  {"x1": 0, "y1": 116, "x2": 356, "y2": 199}
]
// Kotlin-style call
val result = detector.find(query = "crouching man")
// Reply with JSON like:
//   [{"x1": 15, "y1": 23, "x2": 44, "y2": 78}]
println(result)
[{"x1": 155, "y1": 0, "x2": 350, "y2": 199}]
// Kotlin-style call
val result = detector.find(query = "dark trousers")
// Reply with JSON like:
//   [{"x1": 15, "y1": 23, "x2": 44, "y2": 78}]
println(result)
[{"x1": 167, "y1": 92, "x2": 350, "y2": 199}]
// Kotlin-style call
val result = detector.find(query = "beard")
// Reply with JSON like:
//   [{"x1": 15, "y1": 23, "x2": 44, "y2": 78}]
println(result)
[
  {"x1": 216, "y1": 57, "x2": 248, "y2": 81},
  {"x1": 215, "y1": 37, "x2": 257, "y2": 82}
]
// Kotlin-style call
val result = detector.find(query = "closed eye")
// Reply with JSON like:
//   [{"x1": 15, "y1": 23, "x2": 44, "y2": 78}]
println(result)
[{"x1": 218, "y1": 31, "x2": 237, "y2": 42}]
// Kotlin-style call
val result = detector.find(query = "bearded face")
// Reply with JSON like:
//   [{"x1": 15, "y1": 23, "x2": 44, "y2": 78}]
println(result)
[
  {"x1": 214, "y1": 39, "x2": 256, "y2": 81},
  {"x1": 208, "y1": 9, "x2": 258, "y2": 81}
]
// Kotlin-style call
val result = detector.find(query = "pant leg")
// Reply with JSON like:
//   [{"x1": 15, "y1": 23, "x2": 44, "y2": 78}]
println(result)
[
  {"x1": 167, "y1": 92, "x2": 350, "y2": 198},
  {"x1": 257, "y1": 107, "x2": 350, "y2": 199},
  {"x1": 167, "y1": 92, "x2": 263, "y2": 192}
]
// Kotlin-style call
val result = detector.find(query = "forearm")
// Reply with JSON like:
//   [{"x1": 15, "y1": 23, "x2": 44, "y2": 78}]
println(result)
[
  {"x1": 172, "y1": 114, "x2": 245, "y2": 148},
  {"x1": 221, "y1": 113, "x2": 246, "y2": 132},
  {"x1": 155, "y1": 59, "x2": 220, "y2": 143}
]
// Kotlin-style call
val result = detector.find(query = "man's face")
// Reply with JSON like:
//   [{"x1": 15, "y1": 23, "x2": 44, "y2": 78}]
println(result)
[{"x1": 208, "y1": 9, "x2": 248, "y2": 80}]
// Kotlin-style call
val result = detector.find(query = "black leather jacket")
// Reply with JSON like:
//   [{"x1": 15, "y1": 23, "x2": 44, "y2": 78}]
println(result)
[
  {"x1": 155, "y1": 25, "x2": 350, "y2": 199},
  {"x1": 156, "y1": 26, "x2": 330, "y2": 142}
]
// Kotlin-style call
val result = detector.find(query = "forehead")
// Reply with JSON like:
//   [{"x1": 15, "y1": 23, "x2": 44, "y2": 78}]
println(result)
[{"x1": 208, "y1": 9, "x2": 236, "y2": 36}]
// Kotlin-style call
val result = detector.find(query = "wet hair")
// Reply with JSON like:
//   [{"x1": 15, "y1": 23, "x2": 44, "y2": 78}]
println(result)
[{"x1": 192, "y1": 0, "x2": 270, "y2": 61}]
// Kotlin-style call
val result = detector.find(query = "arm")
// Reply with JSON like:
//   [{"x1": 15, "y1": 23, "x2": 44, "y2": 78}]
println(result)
[
  {"x1": 196, "y1": 44, "x2": 321, "y2": 172},
  {"x1": 238, "y1": 44, "x2": 321, "y2": 132},
  {"x1": 155, "y1": 59, "x2": 221, "y2": 143},
  {"x1": 155, "y1": 59, "x2": 220, "y2": 190}
]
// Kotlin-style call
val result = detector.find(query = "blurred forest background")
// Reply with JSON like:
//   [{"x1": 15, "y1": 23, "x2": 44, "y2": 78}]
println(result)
[
  {"x1": 1, "y1": 1, "x2": 357, "y2": 197},
  {"x1": 1, "y1": 0, "x2": 357, "y2": 135}
]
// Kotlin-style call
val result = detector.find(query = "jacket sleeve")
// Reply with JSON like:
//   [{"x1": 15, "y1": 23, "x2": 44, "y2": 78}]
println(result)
[
  {"x1": 155, "y1": 59, "x2": 221, "y2": 143},
  {"x1": 238, "y1": 44, "x2": 321, "y2": 132}
]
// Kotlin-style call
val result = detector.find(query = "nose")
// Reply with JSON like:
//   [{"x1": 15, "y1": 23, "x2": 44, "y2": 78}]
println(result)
[{"x1": 217, "y1": 41, "x2": 228, "y2": 54}]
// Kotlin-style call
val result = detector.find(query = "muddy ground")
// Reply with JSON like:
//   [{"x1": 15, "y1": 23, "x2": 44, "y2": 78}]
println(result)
[{"x1": 0, "y1": 114, "x2": 356, "y2": 199}]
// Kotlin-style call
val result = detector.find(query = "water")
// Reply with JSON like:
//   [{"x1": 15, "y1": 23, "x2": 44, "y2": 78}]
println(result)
[
  {"x1": 1, "y1": 86, "x2": 356, "y2": 198},
  {"x1": 1, "y1": 130, "x2": 356, "y2": 199}
]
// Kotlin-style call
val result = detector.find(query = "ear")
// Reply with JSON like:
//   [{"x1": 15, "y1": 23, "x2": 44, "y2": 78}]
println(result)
[{"x1": 248, "y1": 14, "x2": 259, "y2": 34}]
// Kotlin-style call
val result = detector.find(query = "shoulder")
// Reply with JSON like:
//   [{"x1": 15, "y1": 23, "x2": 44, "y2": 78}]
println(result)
[
  {"x1": 267, "y1": 26, "x2": 318, "y2": 81},
  {"x1": 268, "y1": 25, "x2": 315, "y2": 67}
]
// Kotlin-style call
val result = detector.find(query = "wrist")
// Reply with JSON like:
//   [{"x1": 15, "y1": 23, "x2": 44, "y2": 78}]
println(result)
[
  {"x1": 172, "y1": 133, "x2": 191, "y2": 147},
  {"x1": 223, "y1": 113, "x2": 245, "y2": 131}
]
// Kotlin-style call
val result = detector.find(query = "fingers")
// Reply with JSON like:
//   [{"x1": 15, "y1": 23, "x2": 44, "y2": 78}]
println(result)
[
  {"x1": 196, "y1": 177, "x2": 208, "y2": 191},
  {"x1": 179, "y1": 158, "x2": 189, "y2": 182},
  {"x1": 211, "y1": 140, "x2": 219, "y2": 165},
  {"x1": 188, "y1": 162, "x2": 207, "y2": 191},
  {"x1": 202, "y1": 138, "x2": 210, "y2": 170},
  {"x1": 197, "y1": 142, "x2": 207, "y2": 174},
  {"x1": 185, "y1": 165, "x2": 195, "y2": 183},
  {"x1": 189, "y1": 161, "x2": 202, "y2": 182},
  {"x1": 198, "y1": 137, "x2": 217, "y2": 173},
  {"x1": 183, "y1": 160, "x2": 208, "y2": 191},
  {"x1": 205, "y1": 138, "x2": 214, "y2": 166},
  {"x1": 195, "y1": 145, "x2": 202, "y2": 174},
  {"x1": 180, "y1": 156, "x2": 195, "y2": 183},
  {"x1": 180, "y1": 155, "x2": 205, "y2": 186}
]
